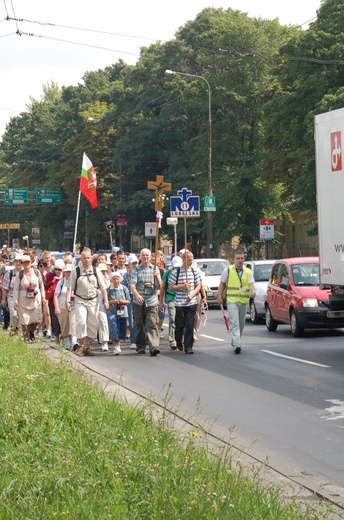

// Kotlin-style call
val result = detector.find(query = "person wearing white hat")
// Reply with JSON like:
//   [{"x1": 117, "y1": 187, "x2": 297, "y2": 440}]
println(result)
[
  {"x1": 107, "y1": 272, "x2": 130, "y2": 354},
  {"x1": 13, "y1": 254, "x2": 45, "y2": 342},
  {"x1": 122, "y1": 254, "x2": 139, "y2": 349},
  {"x1": 97, "y1": 263, "x2": 111, "y2": 352},
  {"x1": 1, "y1": 253, "x2": 23, "y2": 335},
  {"x1": 169, "y1": 250, "x2": 202, "y2": 354},
  {"x1": 54, "y1": 264, "x2": 77, "y2": 350},
  {"x1": 159, "y1": 255, "x2": 182, "y2": 350}
]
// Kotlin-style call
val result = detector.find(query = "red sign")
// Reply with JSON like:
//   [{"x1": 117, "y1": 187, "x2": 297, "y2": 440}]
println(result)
[
  {"x1": 331, "y1": 131, "x2": 342, "y2": 172},
  {"x1": 260, "y1": 219, "x2": 274, "y2": 225},
  {"x1": 116, "y1": 213, "x2": 127, "y2": 227}
]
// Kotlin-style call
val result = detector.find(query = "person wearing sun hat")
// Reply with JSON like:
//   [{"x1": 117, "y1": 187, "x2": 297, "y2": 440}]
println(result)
[
  {"x1": 107, "y1": 271, "x2": 130, "y2": 354},
  {"x1": 54, "y1": 263, "x2": 77, "y2": 350},
  {"x1": 96, "y1": 263, "x2": 111, "y2": 352},
  {"x1": 122, "y1": 254, "x2": 139, "y2": 349},
  {"x1": 13, "y1": 254, "x2": 45, "y2": 342}
]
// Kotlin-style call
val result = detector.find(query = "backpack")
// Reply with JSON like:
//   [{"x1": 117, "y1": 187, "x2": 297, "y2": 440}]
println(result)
[
  {"x1": 175, "y1": 266, "x2": 196, "y2": 285},
  {"x1": 74, "y1": 265, "x2": 100, "y2": 299},
  {"x1": 19, "y1": 268, "x2": 41, "y2": 281}
]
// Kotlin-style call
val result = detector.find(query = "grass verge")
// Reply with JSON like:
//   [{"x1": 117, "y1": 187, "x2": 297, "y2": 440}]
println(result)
[{"x1": 0, "y1": 333, "x2": 335, "y2": 519}]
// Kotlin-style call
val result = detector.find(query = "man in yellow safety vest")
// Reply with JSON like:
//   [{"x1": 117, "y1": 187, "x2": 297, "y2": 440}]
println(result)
[{"x1": 216, "y1": 250, "x2": 256, "y2": 354}]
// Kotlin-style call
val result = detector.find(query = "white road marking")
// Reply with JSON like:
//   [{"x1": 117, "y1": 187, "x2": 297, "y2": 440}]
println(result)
[
  {"x1": 199, "y1": 334, "x2": 226, "y2": 342},
  {"x1": 321, "y1": 400, "x2": 344, "y2": 421},
  {"x1": 261, "y1": 350, "x2": 331, "y2": 368}
]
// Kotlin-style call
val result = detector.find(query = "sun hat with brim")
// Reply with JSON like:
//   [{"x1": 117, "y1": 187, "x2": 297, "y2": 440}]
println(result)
[
  {"x1": 98, "y1": 263, "x2": 108, "y2": 272},
  {"x1": 21, "y1": 255, "x2": 31, "y2": 262},
  {"x1": 110, "y1": 272, "x2": 123, "y2": 281},
  {"x1": 54, "y1": 259, "x2": 65, "y2": 270}
]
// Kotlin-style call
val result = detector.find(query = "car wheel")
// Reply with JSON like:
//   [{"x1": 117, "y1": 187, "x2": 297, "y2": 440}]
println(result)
[
  {"x1": 265, "y1": 305, "x2": 278, "y2": 332},
  {"x1": 290, "y1": 309, "x2": 304, "y2": 337},
  {"x1": 250, "y1": 300, "x2": 259, "y2": 324}
]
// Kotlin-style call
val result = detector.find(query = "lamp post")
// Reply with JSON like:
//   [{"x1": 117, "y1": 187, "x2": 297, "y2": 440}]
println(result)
[
  {"x1": 166, "y1": 217, "x2": 178, "y2": 257},
  {"x1": 165, "y1": 69, "x2": 213, "y2": 256},
  {"x1": 22, "y1": 235, "x2": 29, "y2": 250}
]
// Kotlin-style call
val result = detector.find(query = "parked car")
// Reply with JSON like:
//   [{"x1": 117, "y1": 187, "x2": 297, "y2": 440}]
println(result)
[
  {"x1": 194, "y1": 258, "x2": 230, "y2": 305},
  {"x1": 265, "y1": 256, "x2": 344, "y2": 337},
  {"x1": 244, "y1": 259, "x2": 276, "y2": 324}
]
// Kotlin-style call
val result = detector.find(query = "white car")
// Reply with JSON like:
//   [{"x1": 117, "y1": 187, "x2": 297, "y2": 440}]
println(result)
[
  {"x1": 194, "y1": 258, "x2": 230, "y2": 305},
  {"x1": 244, "y1": 260, "x2": 276, "y2": 323}
]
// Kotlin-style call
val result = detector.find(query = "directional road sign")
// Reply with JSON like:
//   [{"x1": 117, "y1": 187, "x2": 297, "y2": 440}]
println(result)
[
  {"x1": 170, "y1": 187, "x2": 200, "y2": 217},
  {"x1": 4, "y1": 188, "x2": 28, "y2": 205},
  {"x1": 36, "y1": 189, "x2": 61, "y2": 204}
]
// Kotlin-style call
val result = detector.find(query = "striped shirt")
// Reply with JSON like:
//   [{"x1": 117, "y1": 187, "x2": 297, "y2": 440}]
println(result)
[{"x1": 169, "y1": 267, "x2": 201, "y2": 307}]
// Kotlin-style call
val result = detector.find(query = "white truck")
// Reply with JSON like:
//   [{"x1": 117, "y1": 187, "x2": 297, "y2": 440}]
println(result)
[{"x1": 315, "y1": 107, "x2": 344, "y2": 314}]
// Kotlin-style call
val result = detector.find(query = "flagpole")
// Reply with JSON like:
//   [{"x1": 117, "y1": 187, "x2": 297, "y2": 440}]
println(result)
[{"x1": 73, "y1": 191, "x2": 81, "y2": 254}]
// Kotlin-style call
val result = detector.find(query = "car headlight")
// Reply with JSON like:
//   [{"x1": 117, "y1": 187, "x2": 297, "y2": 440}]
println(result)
[{"x1": 302, "y1": 298, "x2": 318, "y2": 307}]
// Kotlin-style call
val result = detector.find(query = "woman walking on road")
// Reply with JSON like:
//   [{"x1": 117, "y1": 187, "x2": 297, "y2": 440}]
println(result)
[{"x1": 13, "y1": 254, "x2": 45, "y2": 342}]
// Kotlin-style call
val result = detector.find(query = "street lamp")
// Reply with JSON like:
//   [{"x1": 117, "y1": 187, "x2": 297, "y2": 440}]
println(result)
[
  {"x1": 166, "y1": 217, "x2": 178, "y2": 257},
  {"x1": 165, "y1": 69, "x2": 213, "y2": 255},
  {"x1": 22, "y1": 235, "x2": 29, "y2": 250}
]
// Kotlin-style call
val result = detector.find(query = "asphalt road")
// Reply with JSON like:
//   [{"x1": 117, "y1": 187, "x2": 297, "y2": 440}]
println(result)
[{"x1": 65, "y1": 308, "x2": 344, "y2": 505}]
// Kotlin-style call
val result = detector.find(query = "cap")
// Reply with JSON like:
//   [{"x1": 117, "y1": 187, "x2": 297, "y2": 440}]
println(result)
[
  {"x1": 172, "y1": 256, "x2": 183, "y2": 267},
  {"x1": 15, "y1": 253, "x2": 23, "y2": 261},
  {"x1": 98, "y1": 263, "x2": 108, "y2": 272},
  {"x1": 22, "y1": 255, "x2": 31, "y2": 262},
  {"x1": 54, "y1": 259, "x2": 65, "y2": 270},
  {"x1": 63, "y1": 264, "x2": 73, "y2": 272},
  {"x1": 128, "y1": 255, "x2": 139, "y2": 264}
]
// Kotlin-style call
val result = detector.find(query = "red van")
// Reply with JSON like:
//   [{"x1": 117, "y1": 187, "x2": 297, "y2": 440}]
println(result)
[{"x1": 265, "y1": 257, "x2": 344, "y2": 337}]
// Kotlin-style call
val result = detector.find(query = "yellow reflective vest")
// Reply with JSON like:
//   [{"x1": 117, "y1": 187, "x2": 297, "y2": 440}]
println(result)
[{"x1": 226, "y1": 266, "x2": 251, "y2": 304}]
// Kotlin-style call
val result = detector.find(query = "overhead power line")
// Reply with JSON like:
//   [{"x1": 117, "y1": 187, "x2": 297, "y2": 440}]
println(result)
[
  {"x1": 218, "y1": 48, "x2": 344, "y2": 65},
  {"x1": 4, "y1": 15, "x2": 164, "y2": 43},
  {"x1": 15, "y1": 30, "x2": 141, "y2": 57}
]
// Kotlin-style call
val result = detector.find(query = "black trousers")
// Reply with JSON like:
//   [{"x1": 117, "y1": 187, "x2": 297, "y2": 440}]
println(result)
[{"x1": 175, "y1": 304, "x2": 197, "y2": 352}]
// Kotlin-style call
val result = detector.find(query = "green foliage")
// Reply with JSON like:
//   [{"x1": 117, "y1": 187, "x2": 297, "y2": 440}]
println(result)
[
  {"x1": 0, "y1": 1, "x2": 341, "y2": 251},
  {"x1": 0, "y1": 333, "x2": 332, "y2": 519}
]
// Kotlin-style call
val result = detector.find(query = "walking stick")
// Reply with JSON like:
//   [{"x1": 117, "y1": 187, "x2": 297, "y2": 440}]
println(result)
[{"x1": 220, "y1": 303, "x2": 230, "y2": 331}]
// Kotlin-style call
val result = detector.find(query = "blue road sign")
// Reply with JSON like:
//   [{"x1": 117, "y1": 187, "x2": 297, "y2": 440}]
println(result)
[{"x1": 170, "y1": 187, "x2": 200, "y2": 217}]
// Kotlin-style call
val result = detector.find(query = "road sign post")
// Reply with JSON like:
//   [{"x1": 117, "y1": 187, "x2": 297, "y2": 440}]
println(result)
[{"x1": 260, "y1": 219, "x2": 275, "y2": 259}]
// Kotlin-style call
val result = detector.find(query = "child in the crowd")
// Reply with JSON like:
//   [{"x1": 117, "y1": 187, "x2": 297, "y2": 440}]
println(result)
[{"x1": 107, "y1": 272, "x2": 130, "y2": 355}]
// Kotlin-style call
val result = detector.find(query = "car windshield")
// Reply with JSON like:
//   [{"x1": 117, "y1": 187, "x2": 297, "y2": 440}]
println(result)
[
  {"x1": 253, "y1": 263, "x2": 273, "y2": 282},
  {"x1": 292, "y1": 263, "x2": 319, "y2": 286},
  {"x1": 196, "y1": 260, "x2": 229, "y2": 276}
]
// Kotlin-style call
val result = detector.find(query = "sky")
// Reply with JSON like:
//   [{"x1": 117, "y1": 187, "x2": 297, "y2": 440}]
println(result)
[{"x1": 0, "y1": 0, "x2": 322, "y2": 138}]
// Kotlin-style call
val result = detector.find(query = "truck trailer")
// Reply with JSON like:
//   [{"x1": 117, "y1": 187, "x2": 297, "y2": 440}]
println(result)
[{"x1": 315, "y1": 107, "x2": 344, "y2": 315}]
